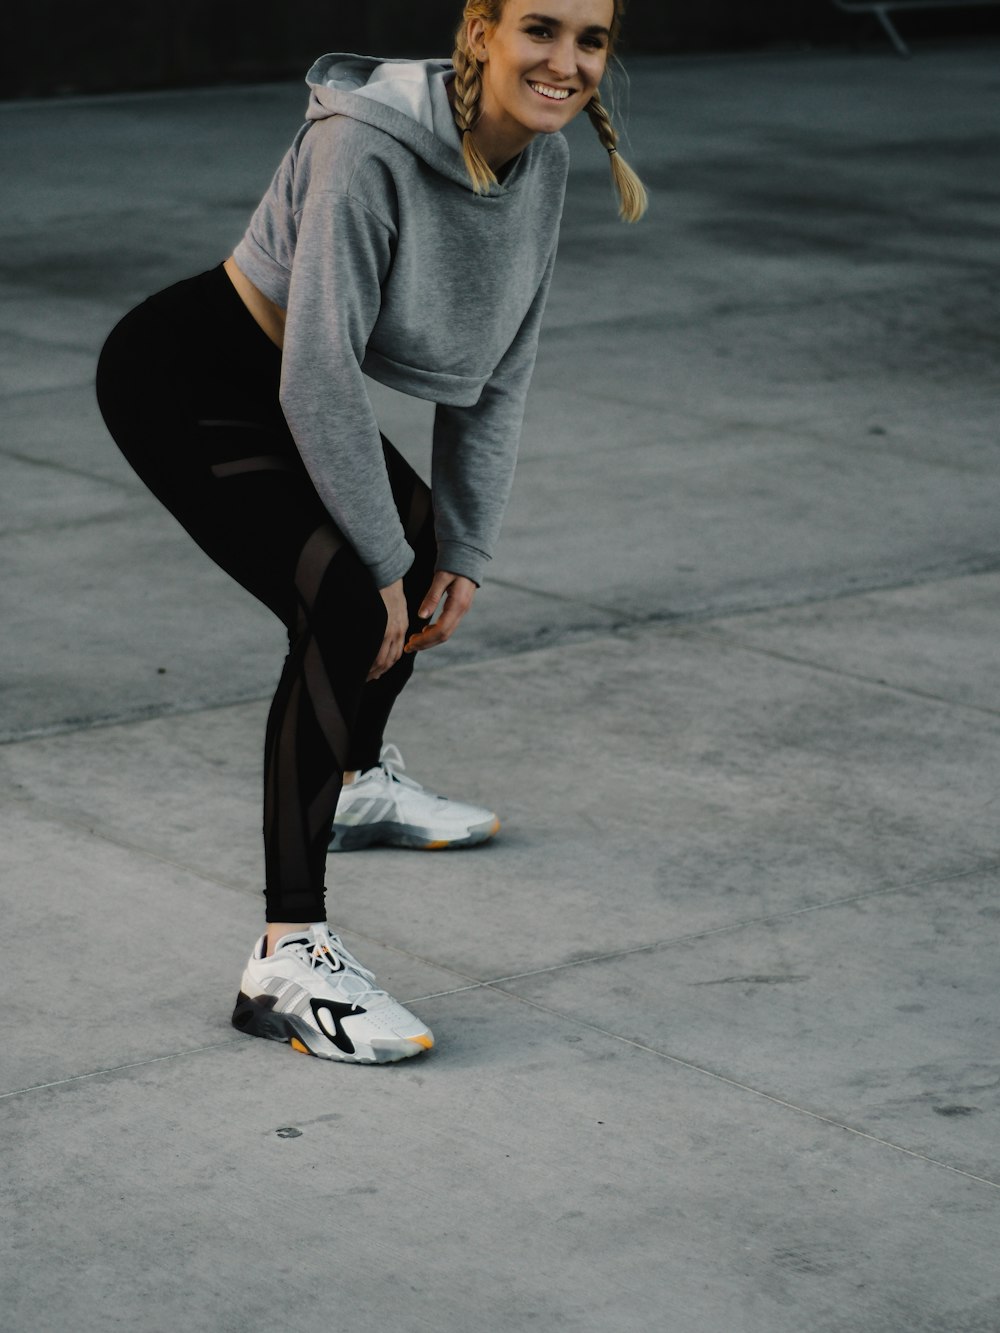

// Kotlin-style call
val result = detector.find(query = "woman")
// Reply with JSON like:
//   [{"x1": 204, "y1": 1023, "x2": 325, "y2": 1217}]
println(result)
[{"x1": 96, "y1": 0, "x2": 646, "y2": 1065}]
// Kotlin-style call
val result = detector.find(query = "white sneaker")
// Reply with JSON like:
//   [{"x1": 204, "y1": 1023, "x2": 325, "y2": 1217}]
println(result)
[
  {"x1": 231, "y1": 922, "x2": 433, "y2": 1064},
  {"x1": 329, "y1": 743, "x2": 500, "y2": 852}
]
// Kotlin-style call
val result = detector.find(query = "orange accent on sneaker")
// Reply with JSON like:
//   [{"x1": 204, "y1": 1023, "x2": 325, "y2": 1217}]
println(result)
[
  {"x1": 424, "y1": 839, "x2": 451, "y2": 849},
  {"x1": 290, "y1": 1038, "x2": 311, "y2": 1054},
  {"x1": 409, "y1": 1033, "x2": 434, "y2": 1050}
]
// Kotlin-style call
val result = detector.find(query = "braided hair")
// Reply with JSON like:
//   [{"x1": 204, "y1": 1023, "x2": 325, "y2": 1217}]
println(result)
[
  {"x1": 451, "y1": 0, "x2": 648, "y2": 221},
  {"x1": 451, "y1": 28, "x2": 498, "y2": 194},
  {"x1": 584, "y1": 86, "x2": 648, "y2": 223}
]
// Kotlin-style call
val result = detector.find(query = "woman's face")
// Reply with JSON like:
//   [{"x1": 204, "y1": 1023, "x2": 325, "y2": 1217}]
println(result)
[{"x1": 473, "y1": 0, "x2": 615, "y2": 142}]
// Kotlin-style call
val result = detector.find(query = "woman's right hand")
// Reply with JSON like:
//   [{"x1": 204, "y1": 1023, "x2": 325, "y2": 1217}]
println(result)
[{"x1": 368, "y1": 578, "x2": 409, "y2": 681}]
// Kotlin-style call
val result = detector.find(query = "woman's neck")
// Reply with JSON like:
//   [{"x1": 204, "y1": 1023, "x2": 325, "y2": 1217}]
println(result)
[
  {"x1": 447, "y1": 75, "x2": 533, "y2": 174},
  {"x1": 471, "y1": 111, "x2": 535, "y2": 174}
]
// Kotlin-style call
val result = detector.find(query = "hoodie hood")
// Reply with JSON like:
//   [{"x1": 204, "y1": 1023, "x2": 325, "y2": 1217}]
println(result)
[{"x1": 305, "y1": 54, "x2": 489, "y2": 192}]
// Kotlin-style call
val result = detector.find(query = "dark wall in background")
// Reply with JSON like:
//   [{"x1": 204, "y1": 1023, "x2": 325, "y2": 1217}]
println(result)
[{"x1": 3, "y1": 0, "x2": 998, "y2": 97}]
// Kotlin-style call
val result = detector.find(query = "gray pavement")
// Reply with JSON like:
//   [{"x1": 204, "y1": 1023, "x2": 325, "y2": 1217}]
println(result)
[{"x1": 2, "y1": 47, "x2": 999, "y2": 1333}]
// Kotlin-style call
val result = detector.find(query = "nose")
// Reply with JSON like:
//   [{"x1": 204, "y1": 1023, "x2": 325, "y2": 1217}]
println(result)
[{"x1": 545, "y1": 35, "x2": 579, "y2": 81}]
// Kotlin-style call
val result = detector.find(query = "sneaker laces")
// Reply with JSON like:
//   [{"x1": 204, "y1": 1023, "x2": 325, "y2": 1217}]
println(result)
[
  {"x1": 375, "y1": 742, "x2": 423, "y2": 792},
  {"x1": 287, "y1": 925, "x2": 382, "y2": 1008}
]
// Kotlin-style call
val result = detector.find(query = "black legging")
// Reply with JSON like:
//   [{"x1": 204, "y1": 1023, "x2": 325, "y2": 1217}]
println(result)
[{"x1": 96, "y1": 265, "x2": 437, "y2": 924}]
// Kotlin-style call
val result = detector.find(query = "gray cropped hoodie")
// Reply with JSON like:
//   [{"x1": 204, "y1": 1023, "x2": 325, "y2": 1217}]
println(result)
[{"x1": 233, "y1": 54, "x2": 570, "y2": 588}]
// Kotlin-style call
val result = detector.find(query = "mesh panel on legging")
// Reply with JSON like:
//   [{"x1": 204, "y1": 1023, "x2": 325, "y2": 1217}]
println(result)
[
  {"x1": 95, "y1": 265, "x2": 437, "y2": 923},
  {"x1": 260, "y1": 455, "x2": 436, "y2": 920}
]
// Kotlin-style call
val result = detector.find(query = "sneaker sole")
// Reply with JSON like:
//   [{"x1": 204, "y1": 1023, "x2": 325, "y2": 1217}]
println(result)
[
  {"x1": 231, "y1": 992, "x2": 433, "y2": 1064},
  {"x1": 329, "y1": 814, "x2": 500, "y2": 853}
]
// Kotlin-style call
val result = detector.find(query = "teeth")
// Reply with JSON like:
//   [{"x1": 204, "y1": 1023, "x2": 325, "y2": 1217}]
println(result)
[{"x1": 529, "y1": 82, "x2": 571, "y2": 101}]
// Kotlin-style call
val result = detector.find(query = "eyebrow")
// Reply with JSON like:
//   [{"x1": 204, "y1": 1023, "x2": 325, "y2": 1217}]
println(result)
[{"x1": 520, "y1": 12, "x2": 612, "y2": 37}]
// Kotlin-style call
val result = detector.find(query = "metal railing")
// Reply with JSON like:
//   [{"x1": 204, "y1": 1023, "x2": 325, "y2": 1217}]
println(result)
[{"x1": 832, "y1": 0, "x2": 1000, "y2": 54}]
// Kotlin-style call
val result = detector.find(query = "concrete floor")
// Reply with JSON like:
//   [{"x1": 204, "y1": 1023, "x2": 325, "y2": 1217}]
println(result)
[{"x1": 2, "y1": 47, "x2": 999, "y2": 1333}]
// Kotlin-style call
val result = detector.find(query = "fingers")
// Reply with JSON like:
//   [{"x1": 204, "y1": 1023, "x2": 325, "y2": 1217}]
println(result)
[
  {"x1": 405, "y1": 574, "x2": 475, "y2": 654},
  {"x1": 368, "y1": 577, "x2": 409, "y2": 680},
  {"x1": 367, "y1": 635, "x2": 403, "y2": 681},
  {"x1": 367, "y1": 624, "x2": 407, "y2": 681},
  {"x1": 417, "y1": 570, "x2": 452, "y2": 621},
  {"x1": 405, "y1": 625, "x2": 446, "y2": 654}
]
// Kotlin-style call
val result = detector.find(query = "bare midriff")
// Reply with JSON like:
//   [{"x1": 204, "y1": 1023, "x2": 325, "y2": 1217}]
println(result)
[{"x1": 223, "y1": 256, "x2": 286, "y2": 349}]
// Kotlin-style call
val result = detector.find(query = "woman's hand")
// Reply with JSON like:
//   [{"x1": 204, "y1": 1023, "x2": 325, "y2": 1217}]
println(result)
[
  {"x1": 404, "y1": 571, "x2": 476, "y2": 655},
  {"x1": 368, "y1": 578, "x2": 409, "y2": 681}
]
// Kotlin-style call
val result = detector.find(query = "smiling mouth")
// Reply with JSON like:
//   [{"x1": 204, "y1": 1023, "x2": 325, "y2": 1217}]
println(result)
[{"x1": 527, "y1": 81, "x2": 573, "y2": 102}]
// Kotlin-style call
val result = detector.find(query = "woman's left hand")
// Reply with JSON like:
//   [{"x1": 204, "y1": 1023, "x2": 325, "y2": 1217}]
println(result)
[{"x1": 404, "y1": 570, "x2": 476, "y2": 654}]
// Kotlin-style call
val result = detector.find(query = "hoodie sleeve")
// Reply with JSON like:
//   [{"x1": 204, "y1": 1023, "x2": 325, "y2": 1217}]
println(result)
[
  {"x1": 430, "y1": 241, "x2": 558, "y2": 586},
  {"x1": 278, "y1": 188, "x2": 414, "y2": 589}
]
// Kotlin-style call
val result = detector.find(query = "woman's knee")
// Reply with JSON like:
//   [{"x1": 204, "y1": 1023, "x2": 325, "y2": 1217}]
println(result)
[{"x1": 304, "y1": 545, "x2": 388, "y2": 663}]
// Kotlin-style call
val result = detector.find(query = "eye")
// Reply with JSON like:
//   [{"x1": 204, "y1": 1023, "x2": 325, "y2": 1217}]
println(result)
[
  {"x1": 524, "y1": 24, "x2": 553, "y2": 38},
  {"x1": 580, "y1": 35, "x2": 607, "y2": 50}
]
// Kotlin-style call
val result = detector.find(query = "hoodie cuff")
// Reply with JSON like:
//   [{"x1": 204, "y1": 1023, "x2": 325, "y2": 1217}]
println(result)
[
  {"x1": 369, "y1": 541, "x2": 415, "y2": 590},
  {"x1": 434, "y1": 539, "x2": 489, "y2": 588}
]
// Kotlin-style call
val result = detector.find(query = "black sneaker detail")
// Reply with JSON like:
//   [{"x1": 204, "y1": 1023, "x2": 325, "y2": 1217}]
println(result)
[
  {"x1": 232, "y1": 990, "x2": 286, "y2": 1040},
  {"x1": 309, "y1": 998, "x2": 362, "y2": 1055},
  {"x1": 232, "y1": 1000, "x2": 315, "y2": 1054}
]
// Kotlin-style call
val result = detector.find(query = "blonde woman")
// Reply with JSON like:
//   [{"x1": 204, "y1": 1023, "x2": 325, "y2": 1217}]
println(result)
[{"x1": 96, "y1": 0, "x2": 646, "y2": 1064}]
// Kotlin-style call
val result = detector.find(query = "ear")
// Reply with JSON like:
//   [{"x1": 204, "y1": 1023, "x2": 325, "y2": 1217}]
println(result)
[{"x1": 466, "y1": 16, "x2": 491, "y2": 62}]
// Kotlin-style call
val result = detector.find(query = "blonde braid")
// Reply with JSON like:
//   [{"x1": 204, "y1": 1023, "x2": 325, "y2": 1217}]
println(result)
[
  {"x1": 586, "y1": 88, "x2": 648, "y2": 223},
  {"x1": 451, "y1": 36, "x2": 498, "y2": 194}
]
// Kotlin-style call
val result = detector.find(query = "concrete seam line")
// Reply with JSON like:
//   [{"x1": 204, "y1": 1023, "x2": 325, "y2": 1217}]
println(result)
[
  {"x1": 674, "y1": 556, "x2": 1000, "y2": 628},
  {"x1": 428, "y1": 855, "x2": 1000, "y2": 994},
  {"x1": 480, "y1": 989, "x2": 1000, "y2": 1192},
  {"x1": 402, "y1": 981, "x2": 492, "y2": 1003},
  {"x1": 0, "y1": 377, "x2": 97, "y2": 402},
  {"x1": 1, "y1": 692, "x2": 274, "y2": 747},
  {"x1": 0, "y1": 1039, "x2": 243, "y2": 1104},
  {"x1": 4, "y1": 793, "x2": 254, "y2": 896},
  {"x1": 487, "y1": 575, "x2": 641, "y2": 622},
  {"x1": 0, "y1": 446, "x2": 137, "y2": 491},
  {"x1": 5, "y1": 557, "x2": 1000, "y2": 746},
  {"x1": 9, "y1": 791, "x2": 998, "y2": 1009},
  {"x1": 2, "y1": 506, "x2": 172, "y2": 542},
  {"x1": 405, "y1": 856, "x2": 1000, "y2": 1001},
  {"x1": 688, "y1": 628, "x2": 1000, "y2": 719}
]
